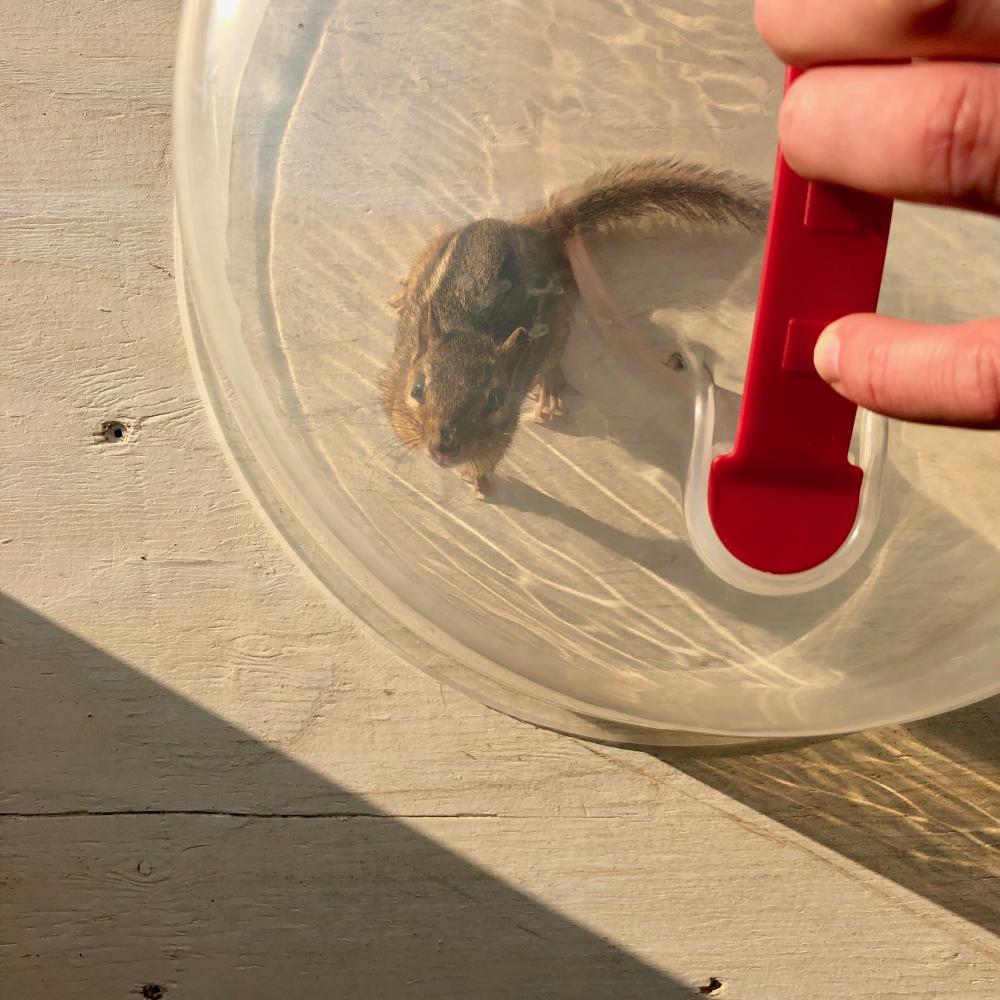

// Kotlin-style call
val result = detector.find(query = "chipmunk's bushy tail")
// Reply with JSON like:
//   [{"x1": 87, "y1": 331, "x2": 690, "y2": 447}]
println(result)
[{"x1": 533, "y1": 158, "x2": 769, "y2": 241}]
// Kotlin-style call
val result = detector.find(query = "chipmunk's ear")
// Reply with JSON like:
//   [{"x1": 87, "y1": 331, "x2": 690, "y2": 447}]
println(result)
[
  {"x1": 414, "y1": 301, "x2": 442, "y2": 355},
  {"x1": 498, "y1": 327, "x2": 530, "y2": 375},
  {"x1": 499, "y1": 326, "x2": 529, "y2": 355}
]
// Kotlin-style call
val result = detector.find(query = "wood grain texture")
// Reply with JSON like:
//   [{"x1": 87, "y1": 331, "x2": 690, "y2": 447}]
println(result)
[{"x1": 1, "y1": 1, "x2": 998, "y2": 998}]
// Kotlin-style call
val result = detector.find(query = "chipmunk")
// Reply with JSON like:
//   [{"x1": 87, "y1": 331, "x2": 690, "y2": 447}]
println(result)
[{"x1": 380, "y1": 159, "x2": 768, "y2": 497}]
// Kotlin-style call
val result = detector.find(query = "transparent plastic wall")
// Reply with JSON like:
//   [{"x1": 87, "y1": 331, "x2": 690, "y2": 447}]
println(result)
[{"x1": 176, "y1": 0, "x2": 1000, "y2": 744}]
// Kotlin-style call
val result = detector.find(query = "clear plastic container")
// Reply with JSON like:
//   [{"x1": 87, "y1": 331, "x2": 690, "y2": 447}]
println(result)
[{"x1": 175, "y1": 0, "x2": 1000, "y2": 745}]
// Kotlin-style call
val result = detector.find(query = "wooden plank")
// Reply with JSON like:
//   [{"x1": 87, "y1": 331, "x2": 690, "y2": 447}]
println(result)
[{"x1": 4, "y1": 811, "x2": 999, "y2": 1000}]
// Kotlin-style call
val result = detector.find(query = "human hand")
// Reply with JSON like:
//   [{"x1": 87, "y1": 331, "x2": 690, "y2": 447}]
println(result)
[{"x1": 756, "y1": 0, "x2": 1000, "y2": 427}]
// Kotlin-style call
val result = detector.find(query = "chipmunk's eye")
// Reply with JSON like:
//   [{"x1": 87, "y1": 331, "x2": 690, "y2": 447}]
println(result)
[
  {"x1": 483, "y1": 388, "x2": 503, "y2": 415},
  {"x1": 411, "y1": 374, "x2": 426, "y2": 402}
]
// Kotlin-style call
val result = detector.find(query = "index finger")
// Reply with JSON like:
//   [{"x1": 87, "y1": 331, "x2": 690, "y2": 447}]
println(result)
[{"x1": 755, "y1": 0, "x2": 1000, "y2": 65}]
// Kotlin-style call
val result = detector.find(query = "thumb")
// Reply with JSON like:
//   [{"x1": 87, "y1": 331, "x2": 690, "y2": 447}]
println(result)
[{"x1": 813, "y1": 316, "x2": 1000, "y2": 428}]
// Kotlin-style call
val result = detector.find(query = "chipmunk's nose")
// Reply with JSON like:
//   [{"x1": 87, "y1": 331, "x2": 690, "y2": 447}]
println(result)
[{"x1": 429, "y1": 426, "x2": 459, "y2": 465}]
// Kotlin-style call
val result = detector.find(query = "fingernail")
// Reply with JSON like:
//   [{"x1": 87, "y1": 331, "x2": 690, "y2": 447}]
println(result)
[{"x1": 813, "y1": 325, "x2": 842, "y2": 383}]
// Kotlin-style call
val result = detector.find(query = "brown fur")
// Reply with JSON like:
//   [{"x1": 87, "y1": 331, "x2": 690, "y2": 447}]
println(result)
[
  {"x1": 380, "y1": 158, "x2": 768, "y2": 496},
  {"x1": 526, "y1": 158, "x2": 769, "y2": 240}
]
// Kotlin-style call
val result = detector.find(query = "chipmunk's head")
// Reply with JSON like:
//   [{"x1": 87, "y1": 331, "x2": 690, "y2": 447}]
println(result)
[{"x1": 388, "y1": 304, "x2": 529, "y2": 471}]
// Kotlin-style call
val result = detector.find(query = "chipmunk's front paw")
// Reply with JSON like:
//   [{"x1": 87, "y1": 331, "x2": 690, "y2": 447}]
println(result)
[
  {"x1": 386, "y1": 280, "x2": 407, "y2": 310},
  {"x1": 461, "y1": 468, "x2": 493, "y2": 500},
  {"x1": 473, "y1": 473, "x2": 493, "y2": 500}
]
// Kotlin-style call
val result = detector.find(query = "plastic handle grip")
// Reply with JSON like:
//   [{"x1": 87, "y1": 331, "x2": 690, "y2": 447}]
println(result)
[{"x1": 707, "y1": 66, "x2": 894, "y2": 575}]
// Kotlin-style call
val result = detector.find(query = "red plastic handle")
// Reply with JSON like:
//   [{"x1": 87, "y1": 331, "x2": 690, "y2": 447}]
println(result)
[{"x1": 707, "y1": 67, "x2": 894, "y2": 575}]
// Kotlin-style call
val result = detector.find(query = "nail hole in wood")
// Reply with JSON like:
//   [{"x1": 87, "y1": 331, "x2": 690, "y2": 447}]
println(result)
[
  {"x1": 699, "y1": 978, "x2": 723, "y2": 995},
  {"x1": 101, "y1": 420, "x2": 128, "y2": 443}
]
